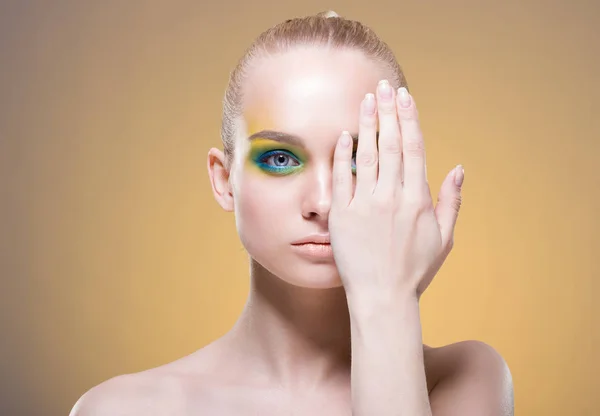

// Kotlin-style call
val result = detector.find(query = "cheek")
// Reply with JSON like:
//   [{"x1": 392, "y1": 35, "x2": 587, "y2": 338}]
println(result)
[{"x1": 233, "y1": 173, "x2": 298, "y2": 246}]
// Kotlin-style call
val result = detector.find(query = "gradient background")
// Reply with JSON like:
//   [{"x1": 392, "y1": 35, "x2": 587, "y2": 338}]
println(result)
[{"x1": 1, "y1": 1, "x2": 598, "y2": 415}]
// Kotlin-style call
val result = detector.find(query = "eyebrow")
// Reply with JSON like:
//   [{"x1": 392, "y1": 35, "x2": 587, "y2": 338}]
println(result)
[
  {"x1": 247, "y1": 130, "x2": 379, "y2": 147},
  {"x1": 248, "y1": 130, "x2": 306, "y2": 147}
]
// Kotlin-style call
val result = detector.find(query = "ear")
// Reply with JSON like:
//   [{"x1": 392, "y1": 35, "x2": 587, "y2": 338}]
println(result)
[{"x1": 207, "y1": 148, "x2": 234, "y2": 212}]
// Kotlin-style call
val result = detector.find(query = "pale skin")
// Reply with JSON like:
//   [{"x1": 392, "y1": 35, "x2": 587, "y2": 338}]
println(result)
[{"x1": 70, "y1": 48, "x2": 514, "y2": 415}]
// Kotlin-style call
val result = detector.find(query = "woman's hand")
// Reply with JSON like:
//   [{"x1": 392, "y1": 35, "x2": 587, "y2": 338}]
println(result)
[{"x1": 329, "y1": 80, "x2": 464, "y2": 302}]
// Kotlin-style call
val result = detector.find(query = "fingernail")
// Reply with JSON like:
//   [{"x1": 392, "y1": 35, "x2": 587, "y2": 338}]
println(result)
[
  {"x1": 454, "y1": 165, "x2": 464, "y2": 187},
  {"x1": 364, "y1": 93, "x2": 376, "y2": 115},
  {"x1": 398, "y1": 87, "x2": 411, "y2": 108},
  {"x1": 340, "y1": 131, "x2": 351, "y2": 147},
  {"x1": 378, "y1": 80, "x2": 392, "y2": 100}
]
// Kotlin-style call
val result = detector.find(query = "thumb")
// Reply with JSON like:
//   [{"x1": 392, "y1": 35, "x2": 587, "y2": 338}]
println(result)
[{"x1": 435, "y1": 165, "x2": 464, "y2": 249}]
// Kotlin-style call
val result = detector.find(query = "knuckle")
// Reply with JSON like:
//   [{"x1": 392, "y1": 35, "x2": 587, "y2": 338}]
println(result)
[
  {"x1": 398, "y1": 107, "x2": 419, "y2": 121},
  {"x1": 333, "y1": 172, "x2": 347, "y2": 187},
  {"x1": 372, "y1": 192, "x2": 395, "y2": 210},
  {"x1": 379, "y1": 140, "x2": 402, "y2": 154},
  {"x1": 356, "y1": 151, "x2": 378, "y2": 167},
  {"x1": 360, "y1": 114, "x2": 377, "y2": 129},
  {"x1": 403, "y1": 139, "x2": 425, "y2": 157},
  {"x1": 378, "y1": 104, "x2": 396, "y2": 115},
  {"x1": 450, "y1": 195, "x2": 462, "y2": 212},
  {"x1": 403, "y1": 193, "x2": 430, "y2": 215}
]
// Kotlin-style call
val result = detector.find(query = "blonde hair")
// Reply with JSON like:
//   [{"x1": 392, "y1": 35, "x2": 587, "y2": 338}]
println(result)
[{"x1": 221, "y1": 10, "x2": 409, "y2": 167}]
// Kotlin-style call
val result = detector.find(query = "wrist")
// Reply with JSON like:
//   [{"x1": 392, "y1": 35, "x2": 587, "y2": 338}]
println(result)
[{"x1": 346, "y1": 288, "x2": 420, "y2": 328}]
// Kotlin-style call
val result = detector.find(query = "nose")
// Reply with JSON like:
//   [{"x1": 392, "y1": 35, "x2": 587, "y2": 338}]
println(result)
[{"x1": 300, "y1": 164, "x2": 332, "y2": 223}]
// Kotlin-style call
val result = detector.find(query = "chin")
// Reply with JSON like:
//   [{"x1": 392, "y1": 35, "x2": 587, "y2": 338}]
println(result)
[
  {"x1": 250, "y1": 250, "x2": 344, "y2": 289},
  {"x1": 282, "y1": 266, "x2": 344, "y2": 289}
]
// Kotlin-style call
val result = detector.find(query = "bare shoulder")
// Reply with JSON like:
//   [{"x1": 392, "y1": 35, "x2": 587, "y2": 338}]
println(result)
[
  {"x1": 426, "y1": 340, "x2": 514, "y2": 416},
  {"x1": 69, "y1": 341, "x2": 235, "y2": 416},
  {"x1": 69, "y1": 369, "x2": 189, "y2": 416}
]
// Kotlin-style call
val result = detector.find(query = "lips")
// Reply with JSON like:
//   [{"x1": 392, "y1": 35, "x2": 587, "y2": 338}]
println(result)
[
  {"x1": 291, "y1": 234, "x2": 331, "y2": 245},
  {"x1": 290, "y1": 241, "x2": 334, "y2": 259}
]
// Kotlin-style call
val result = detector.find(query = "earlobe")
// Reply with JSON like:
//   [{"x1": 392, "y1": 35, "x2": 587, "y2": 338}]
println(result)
[{"x1": 207, "y1": 148, "x2": 234, "y2": 212}]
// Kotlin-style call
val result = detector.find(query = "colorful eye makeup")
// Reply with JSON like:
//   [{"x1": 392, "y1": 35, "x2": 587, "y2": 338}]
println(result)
[
  {"x1": 246, "y1": 137, "x2": 358, "y2": 176},
  {"x1": 248, "y1": 138, "x2": 306, "y2": 176}
]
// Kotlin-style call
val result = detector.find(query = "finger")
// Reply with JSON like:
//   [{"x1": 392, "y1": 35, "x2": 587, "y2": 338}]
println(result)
[
  {"x1": 374, "y1": 80, "x2": 403, "y2": 198},
  {"x1": 434, "y1": 165, "x2": 464, "y2": 248},
  {"x1": 354, "y1": 93, "x2": 378, "y2": 197},
  {"x1": 396, "y1": 87, "x2": 427, "y2": 194},
  {"x1": 331, "y1": 131, "x2": 354, "y2": 209}
]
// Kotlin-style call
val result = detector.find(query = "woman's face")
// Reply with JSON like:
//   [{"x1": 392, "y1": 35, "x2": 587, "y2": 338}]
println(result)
[{"x1": 228, "y1": 47, "x2": 391, "y2": 288}]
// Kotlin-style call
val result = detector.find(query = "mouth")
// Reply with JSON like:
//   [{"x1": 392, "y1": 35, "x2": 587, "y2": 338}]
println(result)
[
  {"x1": 291, "y1": 234, "x2": 331, "y2": 245},
  {"x1": 290, "y1": 242, "x2": 333, "y2": 259}
]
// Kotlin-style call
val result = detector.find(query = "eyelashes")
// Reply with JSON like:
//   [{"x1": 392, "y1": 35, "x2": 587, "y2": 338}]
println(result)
[
  {"x1": 255, "y1": 150, "x2": 302, "y2": 174},
  {"x1": 253, "y1": 149, "x2": 357, "y2": 175}
]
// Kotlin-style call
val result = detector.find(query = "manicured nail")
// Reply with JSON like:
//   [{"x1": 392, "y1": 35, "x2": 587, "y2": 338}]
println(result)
[
  {"x1": 398, "y1": 87, "x2": 411, "y2": 108},
  {"x1": 454, "y1": 164, "x2": 464, "y2": 187},
  {"x1": 378, "y1": 80, "x2": 392, "y2": 100},
  {"x1": 364, "y1": 93, "x2": 376, "y2": 115},
  {"x1": 341, "y1": 131, "x2": 351, "y2": 147}
]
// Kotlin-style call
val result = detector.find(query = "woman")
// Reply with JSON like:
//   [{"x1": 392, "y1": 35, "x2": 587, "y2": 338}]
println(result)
[{"x1": 71, "y1": 11, "x2": 513, "y2": 415}]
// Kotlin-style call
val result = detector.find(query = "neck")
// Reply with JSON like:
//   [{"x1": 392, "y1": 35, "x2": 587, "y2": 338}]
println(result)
[{"x1": 224, "y1": 259, "x2": 352, "y2": 390}]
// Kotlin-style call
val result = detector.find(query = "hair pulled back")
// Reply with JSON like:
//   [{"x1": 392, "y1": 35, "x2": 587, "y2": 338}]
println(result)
[{"x1": 220, "y1": 11, "x2": 408, "y2": 167}]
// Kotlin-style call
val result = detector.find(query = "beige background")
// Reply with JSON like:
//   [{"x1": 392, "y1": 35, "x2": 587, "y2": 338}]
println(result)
[{"x1": 1, "y1": 1, "x2": 598, "y2": 415}]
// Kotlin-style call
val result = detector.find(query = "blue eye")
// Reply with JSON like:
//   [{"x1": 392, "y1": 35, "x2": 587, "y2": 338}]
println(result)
[
  {"x1": 255, "y1": 150, "x2": 302, "y2": 175},
  {"x1": 261, "y1": 151, "x2": 300, "y2": 167}
]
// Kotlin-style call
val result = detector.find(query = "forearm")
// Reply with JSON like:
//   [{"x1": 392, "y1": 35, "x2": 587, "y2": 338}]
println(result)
[{"x1": 348, "y1": 291, "x2": 432, "y2": 416}]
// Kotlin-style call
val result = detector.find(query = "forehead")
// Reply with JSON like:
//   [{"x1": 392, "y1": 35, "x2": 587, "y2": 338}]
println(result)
[{"x1": 241, "y1": 48, "x2": 389, "y2": 139}]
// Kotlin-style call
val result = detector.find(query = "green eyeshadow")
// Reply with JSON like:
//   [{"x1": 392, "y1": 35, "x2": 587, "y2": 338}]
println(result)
[{"x1": 247, "y1": 139, "x2": 306, "y2": 176}]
